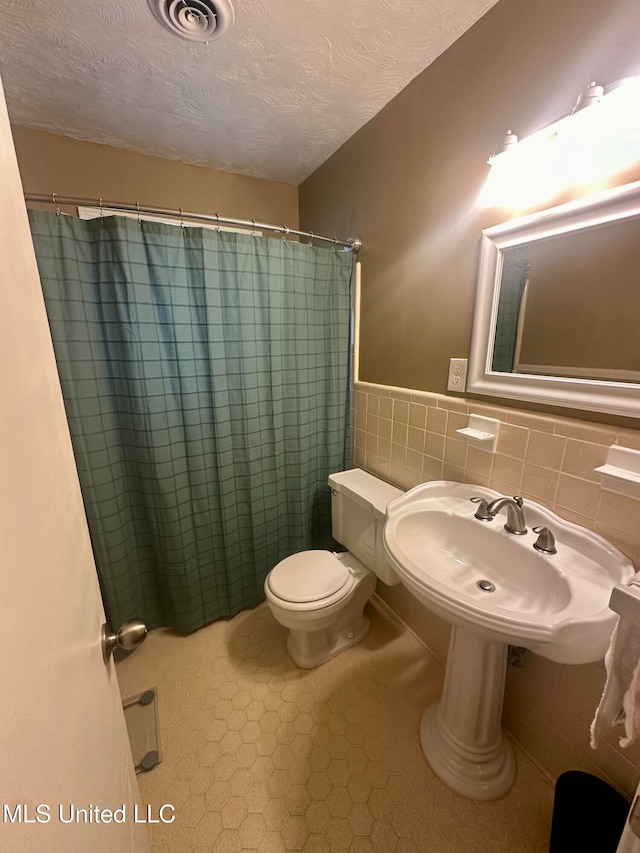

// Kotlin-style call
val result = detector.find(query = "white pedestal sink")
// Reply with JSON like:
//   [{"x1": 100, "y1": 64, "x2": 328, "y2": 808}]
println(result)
[{"x1": 383, "y1": 481, "x2": 634, "y2": 801}]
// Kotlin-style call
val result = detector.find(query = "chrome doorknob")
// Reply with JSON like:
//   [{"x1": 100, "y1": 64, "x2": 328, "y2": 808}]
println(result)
[{"x1": 101, "y1": 619, "x2": 148, "y2": 663}]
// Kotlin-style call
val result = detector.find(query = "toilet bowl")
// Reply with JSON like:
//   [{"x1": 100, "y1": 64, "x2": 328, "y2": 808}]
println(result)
[
  {"x1": 265, "y1": 549, "x2": 377, "y2": 668},
  {"x1": 264, "y1": 469, "x2": 403, "y2": 668}
]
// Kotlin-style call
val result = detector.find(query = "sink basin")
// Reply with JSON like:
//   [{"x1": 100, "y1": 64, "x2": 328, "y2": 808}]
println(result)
[
  {"x1": 382, "y1": 480, "x2": 634, "y2": 801},
  {"x1": 393, "y1": 509, "x2": 571, "y2": 611},
  {"x1": 384, "y1": 481, "x2": 632, "y2": 664}
]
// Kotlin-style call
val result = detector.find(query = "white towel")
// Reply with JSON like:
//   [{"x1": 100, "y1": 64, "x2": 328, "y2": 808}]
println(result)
[{"x1": 591, "y1": 577, "x2": 640, "y2": 749}]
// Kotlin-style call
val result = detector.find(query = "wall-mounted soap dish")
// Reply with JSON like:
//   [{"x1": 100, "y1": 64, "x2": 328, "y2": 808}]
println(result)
[
  {"x1": 595, "y1": 445, "x2": 640, "y2": 499},
  {"x1": 456, "y1": 414, "x2": 501, "y2": 453}
]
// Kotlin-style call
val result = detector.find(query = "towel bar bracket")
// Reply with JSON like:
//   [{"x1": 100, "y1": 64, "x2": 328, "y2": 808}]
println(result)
[{"x1": 609, "y1": 584, "x2": 640, "y2": 628}]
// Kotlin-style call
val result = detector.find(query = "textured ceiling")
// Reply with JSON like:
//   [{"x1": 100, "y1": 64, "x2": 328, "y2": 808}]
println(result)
[{"x1": 0, "y1": 0, "x2": 499, "y2": 185}]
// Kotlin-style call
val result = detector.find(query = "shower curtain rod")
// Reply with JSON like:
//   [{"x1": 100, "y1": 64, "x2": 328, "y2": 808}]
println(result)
[{"x1": 24, "y1": 194, "x2": 362, "y2": 253}]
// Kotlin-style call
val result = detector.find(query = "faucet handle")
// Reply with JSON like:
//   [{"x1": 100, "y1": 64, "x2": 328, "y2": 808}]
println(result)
[
  {"x1": 532, "y1": 526, "x2": 557, "y2": 555},
  {"x1": 513, "y1": 496, "x2": 524, "y2": 507},
  {"x1": 470, "y1": 496, "x2": 493, "y2": 521}
]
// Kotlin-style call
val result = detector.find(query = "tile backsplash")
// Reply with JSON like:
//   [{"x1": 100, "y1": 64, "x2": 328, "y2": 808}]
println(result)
[{"x1": 353, "y1": 380, "x2": 640, "y2": 799}]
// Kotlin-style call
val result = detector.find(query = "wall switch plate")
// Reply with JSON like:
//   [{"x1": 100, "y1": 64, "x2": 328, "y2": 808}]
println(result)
[{"x1": 447, "y1": 358, "x2": 468, "y2": 392}]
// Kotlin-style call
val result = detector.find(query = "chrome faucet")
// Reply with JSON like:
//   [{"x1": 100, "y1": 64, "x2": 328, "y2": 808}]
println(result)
[{"x1": 486, "y1": 495, "x2": 527, "y2": 535}]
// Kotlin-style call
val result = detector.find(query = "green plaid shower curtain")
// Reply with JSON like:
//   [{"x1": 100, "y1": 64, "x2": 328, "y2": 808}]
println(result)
[{"x1": 29, "y1": 211, "x2": 353, "y2": 632}]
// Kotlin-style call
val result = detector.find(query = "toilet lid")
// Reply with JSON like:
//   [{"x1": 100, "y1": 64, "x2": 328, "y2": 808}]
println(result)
[{"x1": 267, "y1": 551, "x2": 351, "y2": 604}]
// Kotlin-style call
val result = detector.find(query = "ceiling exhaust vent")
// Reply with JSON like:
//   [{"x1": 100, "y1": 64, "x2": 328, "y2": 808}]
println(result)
[{"x1": 148, "y1": 0, "x2": 234, "y2": 43}]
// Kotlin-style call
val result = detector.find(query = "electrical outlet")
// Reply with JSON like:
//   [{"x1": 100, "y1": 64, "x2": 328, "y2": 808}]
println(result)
[{"x1": 447, "y1": 358, "x2": 468, "y2": 392}]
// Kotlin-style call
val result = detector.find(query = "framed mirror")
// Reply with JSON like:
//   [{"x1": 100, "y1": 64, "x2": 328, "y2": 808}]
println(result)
[{"x1": 467, "y1": 180, "x2": 640, "y2": 418}]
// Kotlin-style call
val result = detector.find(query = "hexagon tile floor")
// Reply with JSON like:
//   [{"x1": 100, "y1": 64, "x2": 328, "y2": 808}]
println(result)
[{"x1": 116, "y1": 599, "x2": 554, "y2": 852}]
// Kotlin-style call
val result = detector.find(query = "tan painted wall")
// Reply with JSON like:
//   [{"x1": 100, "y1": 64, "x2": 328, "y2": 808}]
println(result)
[
  {"x1": 299, "y1": 0, "x2": 640, "y2": 404},
  {"x1": 12, "y1": 125, "x2": 299, "y2": 228},
  {"x1": 301, "y1": 0, "x2": 640, "y2": 798}
]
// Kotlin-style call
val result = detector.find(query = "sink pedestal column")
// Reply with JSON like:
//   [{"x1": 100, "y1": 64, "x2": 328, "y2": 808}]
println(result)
[{"x1": 420, "y1": 625, "x2": 514, "y2": 800}]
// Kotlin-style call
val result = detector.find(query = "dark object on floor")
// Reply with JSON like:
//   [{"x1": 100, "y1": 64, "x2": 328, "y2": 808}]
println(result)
[{"x1": 549, "y1": 770, "x2": 630, "y2": 852}]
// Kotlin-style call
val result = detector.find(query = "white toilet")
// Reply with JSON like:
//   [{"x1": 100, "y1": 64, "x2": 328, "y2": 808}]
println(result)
[{"x1": 264, "y1": 468, "x2": 403, "y2": 668}]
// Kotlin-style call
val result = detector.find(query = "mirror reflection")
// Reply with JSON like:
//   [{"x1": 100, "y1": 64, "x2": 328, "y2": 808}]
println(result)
[{"x1": 492, "y1": 217, "x2": 640, "y2": 383}]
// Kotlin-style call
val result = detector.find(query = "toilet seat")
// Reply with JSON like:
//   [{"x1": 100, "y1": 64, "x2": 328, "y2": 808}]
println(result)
[{"x1": 266, "y1": 550, "x2": 355, "y2": 609}]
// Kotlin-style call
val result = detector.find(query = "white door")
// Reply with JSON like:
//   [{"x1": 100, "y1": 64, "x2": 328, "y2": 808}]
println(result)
[{"x1": 0, "y1": 74, "x2": 150, "y2": 853}]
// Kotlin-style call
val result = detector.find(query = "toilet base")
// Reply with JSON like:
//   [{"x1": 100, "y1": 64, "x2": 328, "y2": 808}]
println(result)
[
  {"x1": 265, "y1": 553, "x2": 377, "y2": 669},
  {"x1": 287, "y1": 614, "x2": 371, "y2": 669}
]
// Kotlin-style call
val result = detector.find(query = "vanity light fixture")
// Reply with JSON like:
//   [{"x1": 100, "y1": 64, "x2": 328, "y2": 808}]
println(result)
[
  {"x1": 479, "y1": 76, "x2": 640, "y2": 208},
  {"x1": 490, "y1": 130, "x2": 519, "y2": 159},
  {"x1": 572, "y1": 80, "x2": 604, "y2": 112}
]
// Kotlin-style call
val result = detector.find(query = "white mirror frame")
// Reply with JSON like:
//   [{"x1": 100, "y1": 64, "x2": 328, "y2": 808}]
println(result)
[{"x1": 468, "y1": 179, "x2": 640, "y2": 419}]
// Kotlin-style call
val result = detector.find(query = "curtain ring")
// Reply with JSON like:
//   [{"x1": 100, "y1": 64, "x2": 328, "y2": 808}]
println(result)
[
  {"x1": 282, "y1": 225, "x2": 290, "y2": 243},
  {"x1": 52, "y1": 193, "x2": 61, "y2": 217},
  {"x1": 251, "y1": 219, "x2": 256, "y2": 237},
  {"x1": 215, "y1": 213, "x2": 221, "y2": 233},
  {"x1": 332, "y1": 237, "x2": 339, "y2": 252},
  {"x1": 136, "y1": 202, "x2": 141, "y2": 226},
  {"x1": 99, "y1": 197, "x2": 104, "y2": 223},
  {"x1": 307, "y1": 231, "x2": 314, "y2": 247}
]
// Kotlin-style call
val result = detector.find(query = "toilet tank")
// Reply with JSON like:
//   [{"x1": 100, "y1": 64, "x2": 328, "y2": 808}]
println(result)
[{"x1": 328, "y1": 468, "x2": 403, "y2": 586}]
